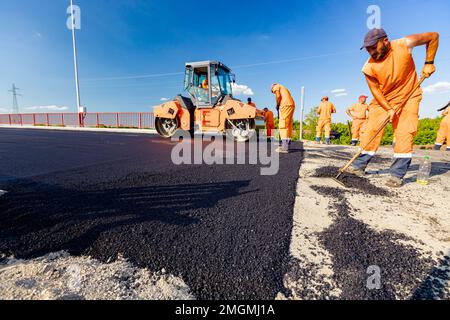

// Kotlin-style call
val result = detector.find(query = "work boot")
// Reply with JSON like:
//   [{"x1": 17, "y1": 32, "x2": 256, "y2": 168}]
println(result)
[
  {"x1": 275, "y1": 147, "x2": 289, "y2": 154},
  {"x1": 315, "y1": 137, "x2": 321, "y2": 144},
  {"x1": 351, "y1": 140, "x2": 358, "y2": 147},
  {"x1": 434, "y1": 144, "x2": 442, "y2": 151},
  {"x1": 276, "y1": 140, "x2": 290, "y2": 153},
  {"x1": 267, "y1": 138, "x2": 272, "y2": 143},
  {"x1": 385, "y1": 176, "x2": 403, "y2": 188},
  {"x1": 325, "y1": 137, "x2": 331, "y2": 145},
  {"x1": 390, "y1": 158, "x2": 412, "y2": 180},
  {"x1": 346, "y1": 166, "x2": 365, "y2": 177}
]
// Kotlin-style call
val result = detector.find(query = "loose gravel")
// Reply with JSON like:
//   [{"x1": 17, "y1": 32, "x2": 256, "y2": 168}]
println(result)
[{"x1": 0, "y1": 251, "x2": 194, "y2": 300}]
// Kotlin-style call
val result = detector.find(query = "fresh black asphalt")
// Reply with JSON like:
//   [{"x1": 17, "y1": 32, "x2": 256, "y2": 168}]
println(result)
[{"x1": 0, "y1": 128, "x2": 303, "y2": 300}]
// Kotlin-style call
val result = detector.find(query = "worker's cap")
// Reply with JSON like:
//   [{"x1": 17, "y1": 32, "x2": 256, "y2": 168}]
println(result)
[
  {"x1": 271, "y1": 83, "x2": 277, "y2": 92},
  {"x1": 322, "y1": 96, "x2": 329, "y2": 101},
  {"x1": 360, "y1": 28, "x2": 388, "y2": 50},
  {"x1": 359, "y1": 95, "x2": 368, "y2": 100}
]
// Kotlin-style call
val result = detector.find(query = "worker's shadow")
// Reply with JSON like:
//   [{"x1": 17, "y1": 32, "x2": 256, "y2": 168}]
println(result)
[
  {"x1": 0, "y1": 177, "x2": 251, "y2": 260},
  {"x1": 411, "y1": 250, "x2": 450, "y2": 300}
]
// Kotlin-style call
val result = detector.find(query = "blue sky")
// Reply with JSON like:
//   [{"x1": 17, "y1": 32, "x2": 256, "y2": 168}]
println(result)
[{"x1": 0, "y1": 0, "x2": 449, "y2": 122}]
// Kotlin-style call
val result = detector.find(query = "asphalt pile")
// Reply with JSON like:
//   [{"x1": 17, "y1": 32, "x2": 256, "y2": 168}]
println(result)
[
  {"x1": 314, "y1": 166, "x2": 390, "y2": 196},
  {"x1": 310, "y1": 185, "x2": 440, "y2": 299}
]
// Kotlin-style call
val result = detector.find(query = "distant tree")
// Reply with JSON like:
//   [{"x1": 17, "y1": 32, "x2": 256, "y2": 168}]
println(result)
[{"x1": 302, "y1": 107, "x2": 319, "y2": 141}]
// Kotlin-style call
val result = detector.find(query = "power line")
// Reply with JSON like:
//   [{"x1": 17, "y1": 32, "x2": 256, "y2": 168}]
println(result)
[
  {"x1": 8, "y1": 84, "x2": 22, "y2": 114},
  {"x1": 82, "y1": 50, "x2": 356, "y2": 82}
]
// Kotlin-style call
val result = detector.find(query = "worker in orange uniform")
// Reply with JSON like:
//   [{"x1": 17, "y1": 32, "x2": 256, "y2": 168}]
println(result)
[
  {"x1": 271, "y1": 84, "x2": 296, "y2": 153},
  {"x1": 201, "y1": 78, "x2": 209, "y2": 90},
  {"x1": 247, "y1": 98, "x2": 257, "y2": 108},
  {"x1": 263, "y1": 107, "x2": 275, "y2": 143},
  {"x1": 316, "y1": 96, "x2": 336, "y2": 145},
  {"x1": 346, "y1": 95, "x2": 369, "y2": 146},
  {"x1": 434, "y1": 102, "x2": 450, "y2": 151},
  {"x1": 348, "y1": 28, "x2": 439, "y2": 188}
]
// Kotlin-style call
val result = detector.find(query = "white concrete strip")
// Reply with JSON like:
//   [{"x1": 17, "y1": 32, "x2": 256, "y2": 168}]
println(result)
[
  {"x1": 282, "y1": 141, "x2": 450, "y2": 300},
  {"x1": 0, "y1": 125, "x2": 157, "y2": 135}
]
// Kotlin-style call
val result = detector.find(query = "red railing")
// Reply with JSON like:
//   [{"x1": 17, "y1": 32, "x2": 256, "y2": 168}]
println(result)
[{"x1": 0, "y1": 112, "x2": 156, "y2": 129}]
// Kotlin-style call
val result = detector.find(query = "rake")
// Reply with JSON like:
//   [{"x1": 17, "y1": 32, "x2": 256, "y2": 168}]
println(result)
[{"x1": 332, "y1": 76, "x2": 426, "y2": 187}]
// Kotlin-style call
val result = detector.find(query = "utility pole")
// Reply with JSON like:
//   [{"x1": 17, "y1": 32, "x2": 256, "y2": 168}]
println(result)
[
  {"x1": 8, "y1": 84, "x2": 22, "y2": 114},
  {"x1": 299, "y1": 86, "x2": 305, "y2": 141},
  {"x1": 69, "y1": 0, "x2": 81, "y2": 114}
]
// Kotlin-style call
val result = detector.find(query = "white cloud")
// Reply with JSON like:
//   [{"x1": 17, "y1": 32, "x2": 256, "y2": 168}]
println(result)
[
  {"x1": 330, "y1": 88, "x2": 348, "y2": 98},
  {"x1": 331, "y1": 89, "x2": 347, "y2": 94},
  {"x1": 24, "y1": 105, "x2": 69, "y2": 112},
  {"x1": 231, "y1": 83, "x2": 254, "y2": 96},
  {"x1": 423, "y1": 82, "x2": 450, "y2": 95},
  {"x1": 160, "y1": 98, "x2": 170, "y2": 101}
]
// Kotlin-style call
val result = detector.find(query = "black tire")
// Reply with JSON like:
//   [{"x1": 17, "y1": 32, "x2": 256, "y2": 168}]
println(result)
[
  {"x1": 225, "y1": 119, "x2": 256, "y2": 142},
  {"x1": 155, "y1": 117, "x2": 180, "y2": 138}
]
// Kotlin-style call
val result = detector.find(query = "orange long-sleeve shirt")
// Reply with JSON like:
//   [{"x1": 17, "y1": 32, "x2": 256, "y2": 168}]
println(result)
[
  {"x1": 317, "y1": 101, "x2": 336, "y2": 120},
  {"x1": 362, "y1": 38, "x2": 422, "y2": 108},
  {"x1": 264, "y1": 110, "x2": 275, "y2": 125},
  {"x1": 348, "y1": 102, "x2": 369, "y2": 120}
]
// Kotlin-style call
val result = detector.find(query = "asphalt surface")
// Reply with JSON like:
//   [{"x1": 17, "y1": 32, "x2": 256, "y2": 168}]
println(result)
[{"x1": 0, "y1": 128, "x2": 304, "y2": 300}]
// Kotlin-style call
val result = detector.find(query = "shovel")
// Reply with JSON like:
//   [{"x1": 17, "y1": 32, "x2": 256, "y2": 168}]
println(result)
[{"x1": 332, "y1": 76, "x2": 426, "y2": 187}]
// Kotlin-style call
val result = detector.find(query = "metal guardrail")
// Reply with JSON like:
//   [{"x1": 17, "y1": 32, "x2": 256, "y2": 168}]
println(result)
[{"x1": 0, "y1": 112, "x2": 156, "y2": 129}]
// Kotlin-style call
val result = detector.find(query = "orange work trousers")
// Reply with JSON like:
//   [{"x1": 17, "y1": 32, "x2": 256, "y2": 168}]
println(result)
[
  {"x1": 279, "y1": 105, "x2": 295, "y2": 139},
  {"x1": 436, "y1": 119, "x2": 449, "y2": 145},
  {"x1": 360, "y1": 96, "x2": 422, "y2": 157},
  {"x1": 352, "y1": 119, "x2": 367, "y2": 141},
  {"x1": 316, "y1": 119, "x2": 331, "y2": 138},
  {"x1": 266, "y1": 122, "x2": 275, "y2": 137}
]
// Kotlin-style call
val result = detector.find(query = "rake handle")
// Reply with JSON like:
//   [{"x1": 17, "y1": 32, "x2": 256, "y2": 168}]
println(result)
[
  {"x1": 438, "y1": 101, "x2": 450, "y2": 112},
  {"x1": 338, "y1": 76, "x2": 426, "y2": 175},
  {"x1": 277, "y1": 108, "x2": 281, "y2": 141}
]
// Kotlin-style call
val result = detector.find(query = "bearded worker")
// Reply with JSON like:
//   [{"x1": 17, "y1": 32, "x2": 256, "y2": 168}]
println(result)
[{"x1": 348, "y1": 28, "x2": 439, "y2": 188}]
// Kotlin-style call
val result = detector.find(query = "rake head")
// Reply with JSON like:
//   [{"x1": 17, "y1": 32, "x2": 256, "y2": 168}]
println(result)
[{"x1": 331, "y1": 170, "x2": 347, "y2": 188}]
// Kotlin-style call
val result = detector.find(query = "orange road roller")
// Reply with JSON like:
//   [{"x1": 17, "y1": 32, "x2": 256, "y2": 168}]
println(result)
[{"x1": 154, "y1": 61, "x2": 265, "y2": 141}]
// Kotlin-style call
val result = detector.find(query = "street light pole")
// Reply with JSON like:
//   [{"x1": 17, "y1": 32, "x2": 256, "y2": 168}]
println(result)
[
  {"x1": 70, "y1": 0, "x2": 81, "y2": 114},
  {"x1": 299, "y1": 86, "x2": 305, "y2": 141}
]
